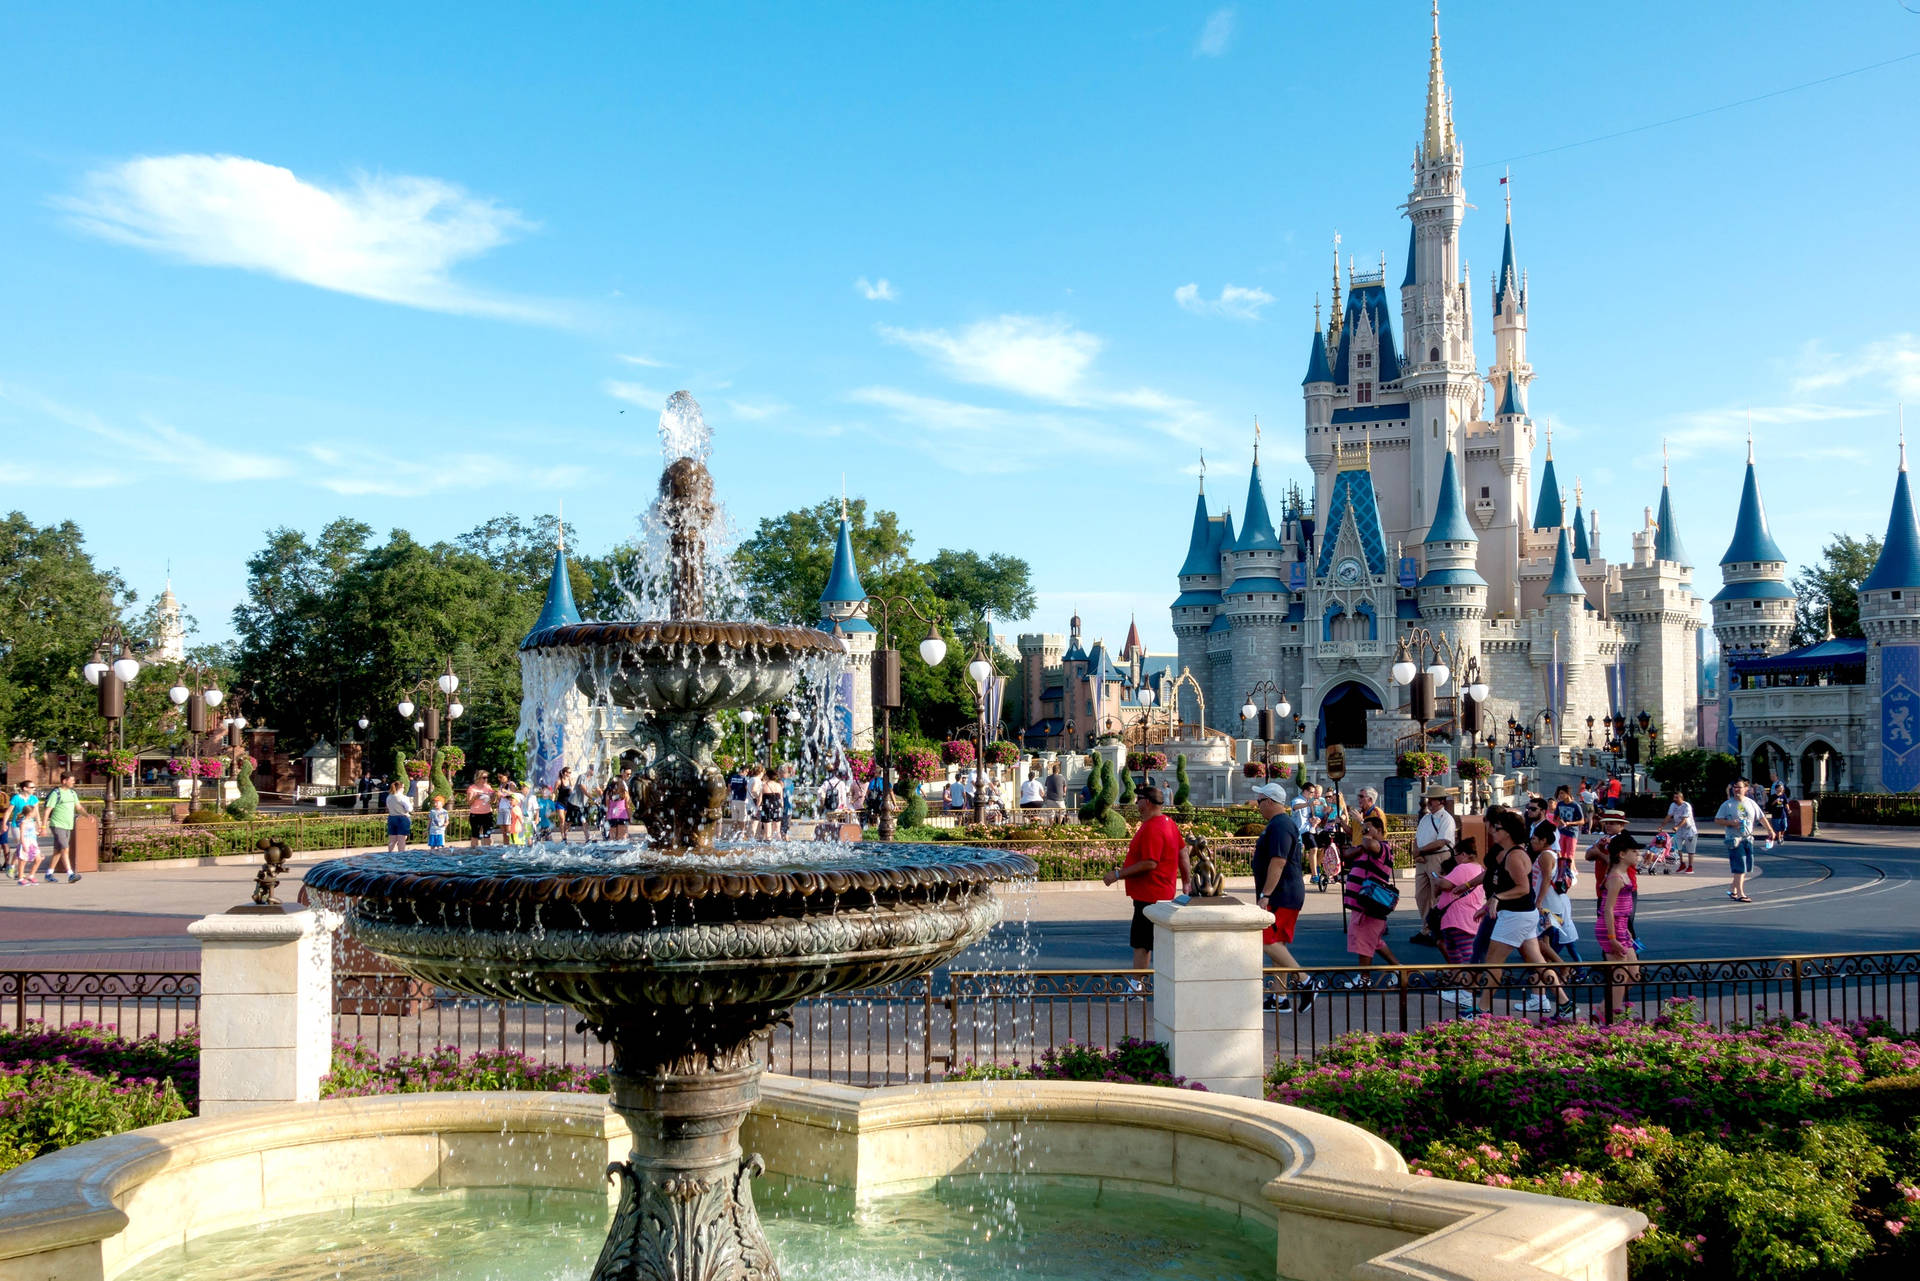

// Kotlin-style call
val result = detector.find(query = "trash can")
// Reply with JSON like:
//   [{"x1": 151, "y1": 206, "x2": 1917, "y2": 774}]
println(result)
[{"x1": 1787, "y1": 799, "x2": 1817, "y2": 838}]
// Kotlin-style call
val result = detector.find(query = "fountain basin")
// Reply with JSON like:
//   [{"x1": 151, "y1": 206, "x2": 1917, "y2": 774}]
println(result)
[
  {"x1": 521, "y1": 619, "x2": 846, "y2": 716},
  {"x1": 0, "y1": 1079, "x2": 1643, "y2": 1281}
]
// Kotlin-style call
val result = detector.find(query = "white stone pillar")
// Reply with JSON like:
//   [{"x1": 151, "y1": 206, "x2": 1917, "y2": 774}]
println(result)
[
  {"x1": 1145, "y1": 899, "x2": 1272, "y2": 1098},
  {"x1": 188, "y1": 910, "x2": 334, "y2": 1117}
]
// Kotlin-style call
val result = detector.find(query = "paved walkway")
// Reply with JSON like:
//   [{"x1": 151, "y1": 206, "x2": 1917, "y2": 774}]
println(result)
[{"x1": 2, "y1": 825, "x2": 1915, "y2": 972}]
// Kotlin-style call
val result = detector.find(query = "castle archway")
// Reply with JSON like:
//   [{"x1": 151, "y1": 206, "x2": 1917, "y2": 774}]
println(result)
[
  {"x1": 1317, "y1": 681, "x2": 1383, "y2": 751},
  {"x1": 1798, "y1": 739, "x2": 1844, "y2": 796}
]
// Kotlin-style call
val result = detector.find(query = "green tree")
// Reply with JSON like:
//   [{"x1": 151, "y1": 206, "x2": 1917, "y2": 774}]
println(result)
[
  {"x1": 1790, "y1": 533, "x2": 1880, "y2": 647},
  {"x1": 0, "y1": 513, "x2": 136, "y2": 752},
  {"x1": 923, "y1": 549, "x2": 1036, "y2": 621}
]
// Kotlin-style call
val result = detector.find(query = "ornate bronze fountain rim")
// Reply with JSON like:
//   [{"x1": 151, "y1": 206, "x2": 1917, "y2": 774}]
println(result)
[{"x1": 520, "y1": 618, "x2": 848, "y2": 655}]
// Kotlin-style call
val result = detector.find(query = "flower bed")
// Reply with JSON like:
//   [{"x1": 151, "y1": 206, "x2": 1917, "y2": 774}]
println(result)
[
  {"x1": 1266, "y1": 1008, "x2": 1920, "y2": 1279},
  {"x1": 109, "y1": 813, "x2": 475, "y2": 862},
  {"x1": 949, "y1": 1037, "x2": 1205, "y2": 1090},
  {"x1": 321, "y1": 1042, "x2": 608, "y2": 1097},
  {"x1": 0, "y1": 1023, "x2": 199, "y2": 1174}
]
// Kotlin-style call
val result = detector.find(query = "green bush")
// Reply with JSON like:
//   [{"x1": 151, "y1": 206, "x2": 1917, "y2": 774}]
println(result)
[
  {"x1": 1098, "y1": 809, "x2": 1130, "y2": 839},
  {"x1": 1648, "y1": 749, "x2": 1741, "y2": 805},
  {"x1": 900, "y1": 789, "x2": 928, "y2": 828},
  {"x1": 1812, "y1": 793, "x2": 1920, "y2": 825},
  {"x1": 225, "y1": 752, "x2": 259, "y2": 820},
  {"x1": 1173, "y1": 754, "x2": 1191, "y2": 807}
]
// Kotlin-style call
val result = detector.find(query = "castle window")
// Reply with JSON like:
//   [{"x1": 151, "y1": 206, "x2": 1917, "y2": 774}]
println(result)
[
  {"x1": 1481, "y1": 486, "x2": 1490, "y2": 498},
  {"x1": 1356, "y1": 382, "x2": 1373, "y2": 404},
  {"x1": 1430, "y1": 346, "x2": 1440, "y2": 362},
  {"x1": 1357, "y1": 352, "x2": 1373, "y2": 370}
]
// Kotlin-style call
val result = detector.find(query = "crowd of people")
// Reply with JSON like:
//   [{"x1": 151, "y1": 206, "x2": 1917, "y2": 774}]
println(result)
[{"x1": 1101, "y1": 772, "x2": 1786, "y2": 1022}]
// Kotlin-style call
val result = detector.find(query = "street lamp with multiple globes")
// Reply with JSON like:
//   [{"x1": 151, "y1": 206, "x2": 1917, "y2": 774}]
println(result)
[
  {"x1": 1391, "y1": 628, "x2": 1484, "y2": 797},
  {"x1": 959, "y1": 631, "x2": 1002, "y2": 825},
  {"x1": 166, "y1": 666, "x2": 224, "y2": 810},
  {"x1": 863, "y1": 596, "x2": 950, "y2": 840},
  {"x1": 81, "y1": 623, "x2": 143, "y2": 858},
  {"x1": 1239, "y1": 680, "x2": 1291, "y2": 779},
  {"x1": 399, "y1": 660, "x2": 466, "y2": 764}
]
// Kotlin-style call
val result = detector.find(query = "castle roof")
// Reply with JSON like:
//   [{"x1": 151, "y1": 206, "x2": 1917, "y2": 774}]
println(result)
[
  {"x1": 1122, "y1": 616, "x2": 1143, "y2": 659},
  {"x1": 1402, "y1": 222, "x2": 1417, "y2": 289},
  {"x1": 1719, "y1": 452, "x2": 1786, "y2": 566},
  {"x1": 1330, "y1": 280, "x2": 1402, "y2": 385},
  {"x1": 1315, "y1": 467, "x2": 1390, "y2": 578},
  {"x1": 1302, "y1": 327, "x2": 1333, "y2": 385},
  {"x1": 819, "y1": 515, "x2": 867, "y2": 603},
  {"x1": 524, "y1": 545, "x2": 582, "y2": 646},
  {"x1": 1532, "y1": 447, "x2": 1562, "y2": 531},
  {"x1": 1225, "y1": 576, "x2": 1290, "y2": 595},
  {"x1": 1571, "y1": 503, "x2": 1590, "y2": 561},
  {"x1": 1172, "y1": 590, "x2": 1223, "y2": 608},
  {"x1": 1711, "y1": 578, "x2": 1795, "y2": 603},
  {"x1": 1234, "y1": 460, "x2": 1283, "y2": 551},
  {"x1": 1545, "y1": 526, "x2": 1585, "y2": 599},
  {"x1": 1086, "y1": 643, "x2": 1123, "y2": 684},
  {"x1": 1494, "y1": 219, "x2": 1520, "y2": 316},
  {"x1": 1208, "y1": 613, "x2": 1232, "y2": 633},
  {"x1": 1654, "y1": 479, "x2": 1689, "y2": 567},
  {"x1": 1178, "y1": 489, "x2": 1217, "y2": 576},
  {"x1": 1863, "y1": 447, "x2": 1920, "y2": 592},
  {"x1": 1498, "y1": 370, "x2": 1526, "y2": 418},
  {"x1": 1422, "y1": 448, "x2": 1478, "y2": 546}
]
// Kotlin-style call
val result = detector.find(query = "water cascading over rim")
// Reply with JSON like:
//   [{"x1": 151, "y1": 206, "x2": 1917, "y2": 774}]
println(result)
[{"x1": 308, "y1": 390, "x2": 1033, "y2": 1281}]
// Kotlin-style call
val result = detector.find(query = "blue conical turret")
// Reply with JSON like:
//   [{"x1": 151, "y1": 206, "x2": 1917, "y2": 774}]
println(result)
[
  {"x1": 820, "y1": 510, "x2": 867, "y2": 604},
  {"x1": 1654, "y1": 457, "x2": 1690, "y2": 567},
  {"x1": 1498, "y1": 370, "x2": 1526, "y2": 418},
  {"x1": 1401, "y1": 221, "x2": 1417, "y2": 289},
  {"x1": 1546, "y1": 526, "x2": 1585, "y2": 599},
  {"x1": 523, "y1": 542, "x2": 581, "y2": 646},
  {"x1": 1235, "y1": 458, "x2": 1282, "y2": 551},
  {"x1": 1571, "y1": 489, "x2": 1590, "y2": 561},
  {"x1": 1494, "y1": 219, "x2": 1520, "y2": 315},
  {"x1": 1531, "y1": 431, "x2": 1562, "y2": 532},
  {"x1": 1302, "y1": 327, "x2": 1333, "y2": 385},
  {"x1": 1863, "y1": 440, "x2": 1920, "y2": 592},
  {"x1": 1178, "y1": 485, "x2": 1217, "y2": 576},
  {"x1": 1719, "y1": 444, "x2": 1786, "y2": 565},
  {"x1": 1423, "y1": 447, "x2": 1477, "y2": 546}
]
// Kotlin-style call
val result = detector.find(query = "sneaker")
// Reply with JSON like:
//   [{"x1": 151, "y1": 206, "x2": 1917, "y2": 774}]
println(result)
[
  {"x1": 1408, "y1": 931, "x2": 1435, "y2": 947},
  {"x1": 1264, "y1": 993, "x2": 1284, "y2": 1012},
  {"x1": 1437, "y1": 988, "x2": 1465, "y2": 1006},
  {"x1": 1555, "y1": 1001, "x2": 1577, "y2": 1020},
  {"x1": 1457, "y1": 1002, "x2": 1482, "y2": 1017},
  {"x1": 1514, "y1": 994, "x2": 1553, "y2": 1013},
  {"x1": 1340, "y1": 975, "x2": 1372, "y2": 990},
  {"x1": 67, "y1": 873, "x2": 80, "y2": 883}
]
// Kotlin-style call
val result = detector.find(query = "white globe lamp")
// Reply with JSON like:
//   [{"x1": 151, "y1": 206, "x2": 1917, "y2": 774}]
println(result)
[
  {"x1": 168, "y1": 684, "x2": 190, "y2": 706},
  {"x1": 1391, "y1": 658, "x2": 1417, "y2": 686},
  {"x1": 112, "y1": 657, "x2": 141, "y2": 683},
  {"x1": 397, "y1": 699, "x2": 416, "y2": 719},
  {"x1": 204, "y1": 688, "x2": 223, "y2": 707},
  {"x1": 918, "y1": 635, "x2": 948, "y2": 667}
]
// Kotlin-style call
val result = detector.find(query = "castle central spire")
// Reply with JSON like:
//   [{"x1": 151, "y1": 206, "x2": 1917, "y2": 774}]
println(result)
[{"x1": 1423, "y1": 2, "x2": 1455, "y2": 164}]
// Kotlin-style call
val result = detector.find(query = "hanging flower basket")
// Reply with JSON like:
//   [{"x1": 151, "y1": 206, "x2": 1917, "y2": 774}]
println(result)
[
  {"x1": 941, "y1": 740, "x2": 976, "y2": 766},
  {"x1": 895, "y1": 748, "x2": 939, "y2": 783},
  {"x1": 847, "y1": 751, "x2": 877, "y2": 783},
  {"x1": 1455, "y1": 757, "x2": 1494, "y2": 782},
  {"x1": 404, "y1": 758, "x2": 431, "y2": 781},
  {"x1": 1243, "y1": 761, "x2": 1268, "y2": 779},
  {"x1": 86, "y1": 749, "x2": 137, "y2": 777},
  {"x1": 190, "y1": 757, "x2": 226, "y2": 779},
  {"x1": 1128, "y1": 751, "x2": 1169, "y2": 772},
  {"x1": 1396, "y1": 750, "x2": 1450, "y2": 779},
  {"x1": 166, "y1": 757, "x2": 191, "y2": 776},
  {"x1": 987, "y1": 741, "x2": 1021, "y2": 766}
]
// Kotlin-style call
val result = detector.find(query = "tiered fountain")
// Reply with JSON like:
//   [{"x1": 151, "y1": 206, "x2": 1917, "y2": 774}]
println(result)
[{"x1": 307, "y1": 398, "x2": 1032, "y2": 1281}]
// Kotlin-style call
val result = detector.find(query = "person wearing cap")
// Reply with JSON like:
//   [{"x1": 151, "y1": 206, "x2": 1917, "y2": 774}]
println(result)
[
  {"x1": 1101, "y1": 784, "x2": 1187, "y2": 975},
  {"x1": 1597, "y1": 830, "x2": 1645, "y2": 1019},
  {"x1": 1715, "y1": 778, "x2": 1773, "y2": 903},
  {"x1": 1248, "y1": 781, "x2": 1311, "y2": 1011},
  {"x1": 1584, "y1": 810, "x2": 1633, "y2": 932},
  {"x1": 1409, "y1": 789, "x2": 1458, "y2": 947}
]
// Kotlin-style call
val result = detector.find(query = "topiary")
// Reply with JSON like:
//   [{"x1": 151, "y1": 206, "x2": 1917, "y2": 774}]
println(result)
[
  {"x1": 1098, "y1": 759, "x2": 1118, "y2": 812},
  {"x1": 1174, "y1": 754, "x2": 1191, "y2": 807},
  {"x1": 1099, "y1": 809, "x2": 1131, "y2": 839},
  {"x1": 392, "y1": 747, "x2": 409, "y2": 785},
  {"x1": 1118, "y1": 767, "x2": 1135, "y2": 804},
  {"x1": 224, "y1": 753, "x2": 259, "y2": 820},
  {"x1": 183, "y1": 808, "x2": 228, "y2": 825},
  {"x1": 900, "y1": 789, "x2": 928, "y2": 829},
  {"x1": 429, "y1": 746, "x2": 455, "y2": 800}
]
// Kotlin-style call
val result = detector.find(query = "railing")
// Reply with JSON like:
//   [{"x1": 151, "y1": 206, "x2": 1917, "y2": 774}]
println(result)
[{"x1": 6, "y1": 954, "x2": 1916, "y2": 1086}]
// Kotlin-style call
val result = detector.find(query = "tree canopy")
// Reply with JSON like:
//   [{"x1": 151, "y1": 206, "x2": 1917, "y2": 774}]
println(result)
[{"x1": 1790, "y1": 533, "x2": 1880, "y2": 647}]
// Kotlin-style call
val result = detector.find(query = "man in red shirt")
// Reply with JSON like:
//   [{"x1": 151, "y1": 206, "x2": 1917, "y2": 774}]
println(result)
[{"x1": 1102, "y1": 784, "x2": 1188, "y2": 972}]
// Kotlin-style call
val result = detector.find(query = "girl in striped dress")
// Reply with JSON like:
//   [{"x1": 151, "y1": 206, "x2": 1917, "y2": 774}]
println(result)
[{"x1": 1598, "y1": 832, "x2": 1644, "y2": 1021}]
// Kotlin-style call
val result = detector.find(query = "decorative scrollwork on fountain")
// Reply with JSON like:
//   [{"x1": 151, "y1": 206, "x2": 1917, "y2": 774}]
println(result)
[{"x1": 596, "y1": 1155, "x2": 778, "y2": 1281}]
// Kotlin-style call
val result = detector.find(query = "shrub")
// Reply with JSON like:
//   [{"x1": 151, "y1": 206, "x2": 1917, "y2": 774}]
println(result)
[
  {"x1": 321, "y1": 1042, "x2": 607, "y2": 1097},
  {"x1": 182, "y1": 808, "x2": 227, "y2": 825},
  {"x1": 0, "y1": 1022, "x2": 200, "y2": 1172},
  {"x1": 1118, "y1": 767, "x2": 1135, "y2": 805},
  {"x1": 1648, "y1": 749, "x2": 1741, "y2": 805},
  {"x1": 900, "y1": 789, "x2": 928, "y2": 828},
  {"x1": 1454, "y1": 756, "x2": 1493, "y2": 781},
  {"x1": 1098, "y1": 809, "x2": 1131, "y2": 839},
  {"x1": 1174, "y1": 754, "x2": 1191, "y2": 807},
  {"x1": 950, "y1": 1038, "x2": 1206, "y2": 1090},
  {"x1": 225, "y1": 750, "x2": 259, "y2": 820}
]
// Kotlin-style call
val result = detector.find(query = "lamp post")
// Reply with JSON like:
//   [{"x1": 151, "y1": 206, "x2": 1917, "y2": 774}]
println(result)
[
  {"x1": 1454, "y1": 654, "x2": 1490, "y2": 807},
  {"x1": 865, "y1": 596, "x2": 950, "y2": 840},
  {"x1": 82, "y1": 624, "x2": 142, "y2": 859},
  {"x1": 1391, "y1": 628, "x2": 1461, "y2": 797},
  {"x1": 1239, "y1": 680, "x2": 1291, "y2": 780},
  {"x1": 166, "y1": 665, "x2": 224, "y2": 811},
  {"x1": 964, "y1": 628, "x2": 1000, "y2": 826},
  {"x1": 398, "y1": 660, "x2": 465, "y2": 785}
]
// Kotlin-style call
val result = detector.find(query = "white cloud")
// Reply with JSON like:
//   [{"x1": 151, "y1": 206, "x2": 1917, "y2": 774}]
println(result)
[
  {"x1": 855, "y1": 276, "x2": 897, "y2": 302},
  {"x1": 879, "y1": 314, "x2": 1102, "y2": 402},
  {"x1": 1792, "y1": 334, "x2": 1920, "y2": 400},
  {"x1": 0, "y1": 381, "x2": 290, "y2": 484},
  {"x1": 617, "y1": 353, "x2": 667, "y2": 368},
  {"x1": 605, "y1": 379, "x2": 670, "y2": 410},
  {"x1": 1195, "y1": 7, "x2": 1236, "y2": 57},
  {"x1": 60, "y1": 153, "x2": 560, "y2": 323},
  {"x1": 726, "y1": 399, "x2": 788, "y2": 420},
  {"x1": 846, "y1": 386, "x2": 1132, "y2": 474},
  {"x1": 1174, "y1": 281, "x2": 1274, "y2": 320},
  {"x1": 305, "y1": 444, "x2": 586, "y2": 496}
]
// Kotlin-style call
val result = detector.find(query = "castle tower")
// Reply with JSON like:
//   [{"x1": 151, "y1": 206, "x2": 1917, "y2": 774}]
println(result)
[
  {"x1": 1612, "y1": 453, "x2": 1700, "y2": 748},
  {"x1": 1171, "y1": 476, "x2": 1225, "y2": 730},
  {"x1": 1417, "y1": 442, "x2": 1487, "y2": 663},
  {"x1": 1224, "y1": 448, "x2": 1289, "y2": 715},
  {"x1": 816, "y1": 501, "x2": 876, "y2": 749},
  {"x1": 1711, "y1": 440, "x2": 1793, "y2": 753},
  {"x1": 1400, "y1": 2, "x2": 1479, "y2": 541},
  {"x1": 152, "y1": 578, "x2": 187, "y2": 663},
  {"x1": 1541, "y1": 524, "x2": 1588, "y2": 746},
  {"x1": 1488, "y1": 187, "x2": 1531, "y2": 398},
  {"x1": 1859, "y1": 437, "x2": 1920, "y2": 790}
]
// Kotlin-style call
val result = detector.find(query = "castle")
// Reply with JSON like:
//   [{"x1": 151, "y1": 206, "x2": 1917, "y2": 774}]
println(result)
[{"x1": 1169, "y1": 8, "x2": 1704, "y2": 788}]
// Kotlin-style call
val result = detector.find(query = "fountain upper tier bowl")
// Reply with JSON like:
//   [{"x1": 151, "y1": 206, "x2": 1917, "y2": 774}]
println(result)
[
  {"x1": 520, "y1": 618, "x2": 847, "y2": 716},
  {"x1": 305, "y1": 842, "x2": 1033, "y2": 1014}
]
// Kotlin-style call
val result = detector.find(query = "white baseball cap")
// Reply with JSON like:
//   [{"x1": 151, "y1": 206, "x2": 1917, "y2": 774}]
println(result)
[{"x1": 1250, "y1": 782, "x2": 1288, "y2": 805}]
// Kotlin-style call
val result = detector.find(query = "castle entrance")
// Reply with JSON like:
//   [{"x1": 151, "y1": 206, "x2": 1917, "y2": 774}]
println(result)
[{"x1": 1317, "y1": 681, "x2": 1382, "y2": 751}]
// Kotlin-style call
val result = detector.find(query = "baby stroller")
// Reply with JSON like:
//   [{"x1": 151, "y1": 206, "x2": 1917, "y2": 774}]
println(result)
[
  {"x1": 1644, "y1": 830, "x2": 1681, "y2": 875},
  {"x1": 1312, "y1": 831, "x2": 1344, "y2": 891}
]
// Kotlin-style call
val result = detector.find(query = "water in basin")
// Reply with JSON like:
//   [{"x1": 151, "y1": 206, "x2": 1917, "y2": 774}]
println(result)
[{"x1": 115, "y1": 1182, "x2": 1277, "y2": 1281}]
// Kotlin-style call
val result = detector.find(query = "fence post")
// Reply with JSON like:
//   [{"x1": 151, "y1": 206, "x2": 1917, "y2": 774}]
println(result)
[
  {"x1": 498, "y1": 1001, "x2": 509, "y2": 1052},
  {"x1": 1791, "y1": 958, "x2": 1805, "y2": 1023},
  {"x1": 1146, "y1": 899, "x2": 1271, "y2": 1097},
  {"x1": 1396, "y1": 965, "x2": 1410, "y2": 1033},
  {"x1": 187, "y1": 908, "x2": 334, "y2": 1117}
]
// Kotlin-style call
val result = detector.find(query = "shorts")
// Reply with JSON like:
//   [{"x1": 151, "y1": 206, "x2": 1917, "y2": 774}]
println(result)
[
  {"x1": 1726, "y1": 838, "x2": 1755, "y2": 875},
  {"x1": 1439, "y1": 925, "x2": 1477, "y2": 964},
  {"x1": 428, "y1": 833, "x2": 445, "y2": 848},
  {"x1": 729, "y1": 799, "x2": 750, "y2": 822},
  {"x1": 1490, "y1": 909, "x2": 1540, "y2": 947},
  {"x1": 1263, "y1": 905, "x2": 1300, "y2": 946},
  {"x1": 1672, "y1": 830, "x2": 1697, "y2": 855},
  {"x1": 386, "y1": 814, "x2": 413, "y2": 837},
  {"x1": 1557, "y1": 831, "x2": 1577, "y2": 858},
  {"x1": 1129, "y1": 899, "x2": 1158, "y2": 952},
  {"x1": 1345, "y1": 911, "x2": 1388, "y2": 957},
  {"x1": 759, "y1": 799, "x2": 783, "y2": 822},
  {"x1": 469, "y1": 813, "x2": 494, "y2": 838},
  {"x1": 52, "y1": 826, "x2": 73, "y2": 852}
]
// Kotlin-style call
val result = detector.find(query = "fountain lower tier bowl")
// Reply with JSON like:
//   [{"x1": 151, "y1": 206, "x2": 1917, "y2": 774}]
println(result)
[
  {"x1": 305, "y1": 843, "x2": 1034, "y2": 1016},
  {"x1": 520, "y1": 619, "x2": 847, "y2": 716}
]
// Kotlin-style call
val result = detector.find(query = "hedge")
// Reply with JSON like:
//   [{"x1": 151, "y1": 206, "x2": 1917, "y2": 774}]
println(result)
[{"x1": 109, "y1": 813, "x2": 476, "y2": 862}]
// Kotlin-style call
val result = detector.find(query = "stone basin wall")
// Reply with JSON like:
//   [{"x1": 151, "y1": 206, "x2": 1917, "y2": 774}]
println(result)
[{"x1": 0, "y1": 1079, "x2": 1638, "y2": 1281}]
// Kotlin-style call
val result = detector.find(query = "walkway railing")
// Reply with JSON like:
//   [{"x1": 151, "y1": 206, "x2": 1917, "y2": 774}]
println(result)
[{"x1": 5, "y1": 952, "x2": 1916, "y2": 1087}]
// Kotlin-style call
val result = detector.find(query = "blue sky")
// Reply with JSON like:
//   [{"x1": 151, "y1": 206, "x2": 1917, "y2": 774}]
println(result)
[{"x1": 5, "y1": 2, "x2": 1919, "y2": 657}]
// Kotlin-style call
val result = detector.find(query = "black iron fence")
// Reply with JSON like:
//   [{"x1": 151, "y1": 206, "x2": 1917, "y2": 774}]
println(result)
[{"x1": 5, "y1": 953, "x2": 1915, "y2": 1087}]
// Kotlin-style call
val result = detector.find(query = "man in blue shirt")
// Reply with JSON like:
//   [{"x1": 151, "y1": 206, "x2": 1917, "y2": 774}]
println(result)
[{"x1": 1249, "y1": 782, "x2": 1311, "y2": 1012}]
